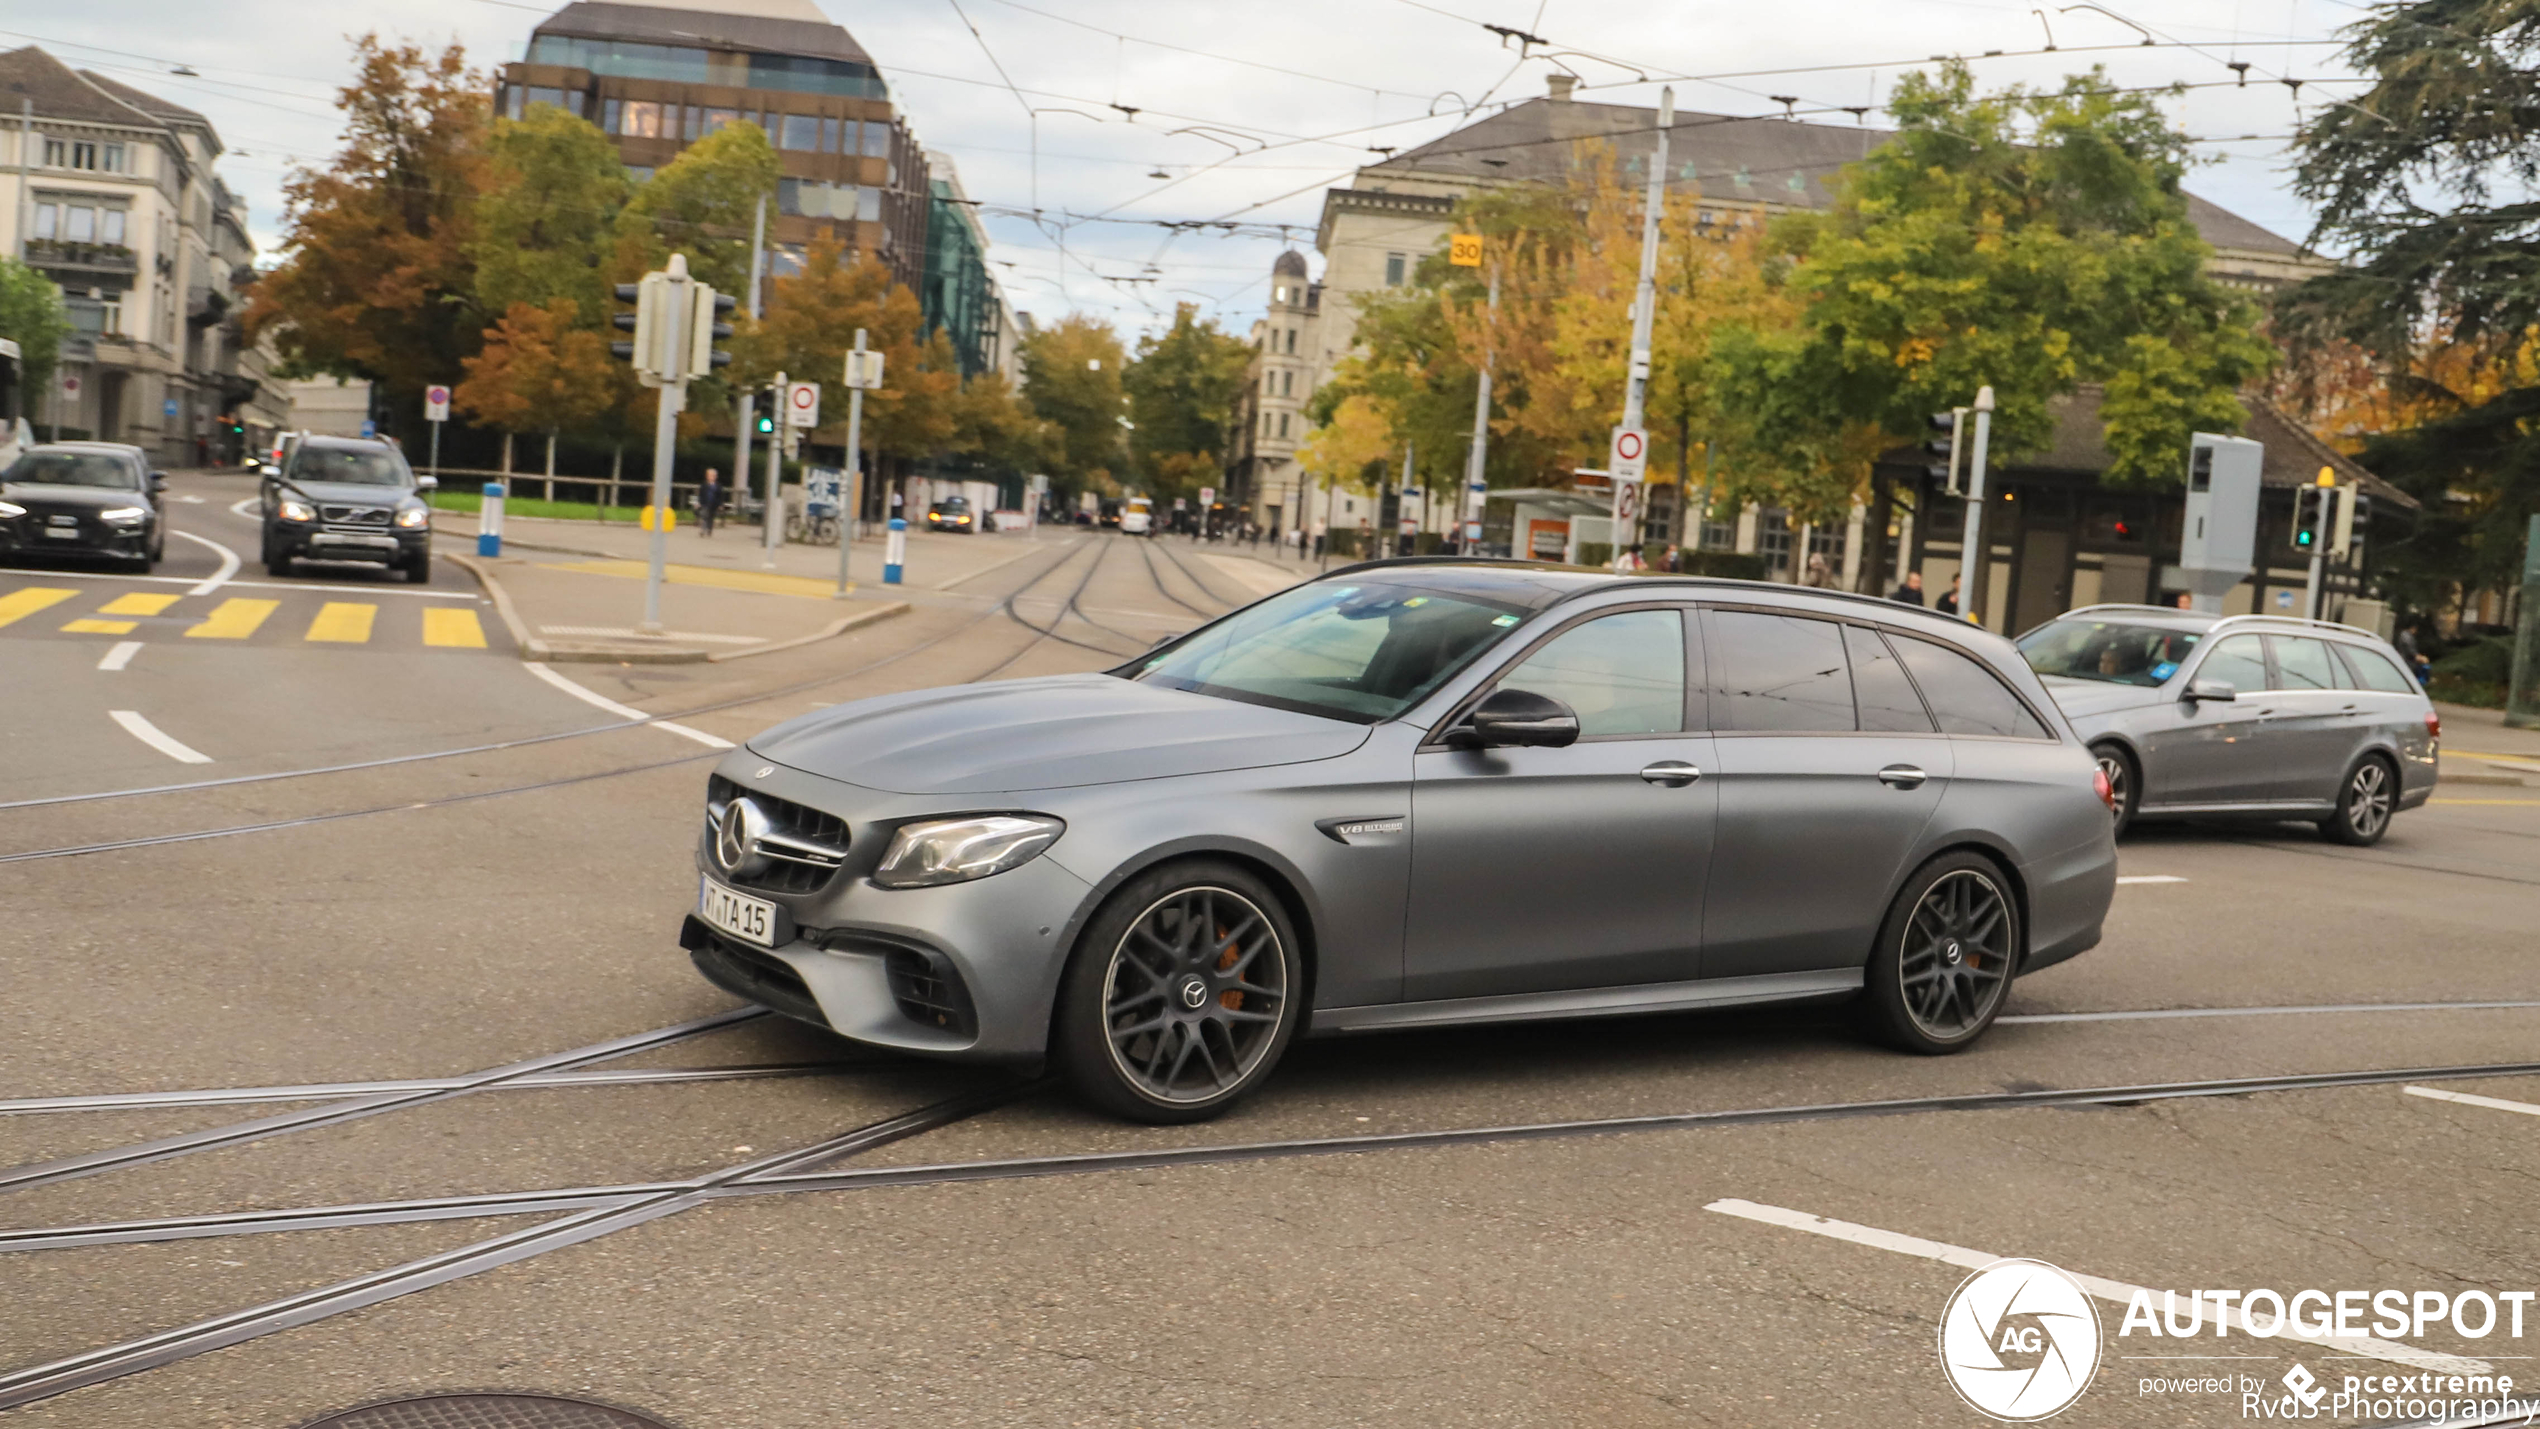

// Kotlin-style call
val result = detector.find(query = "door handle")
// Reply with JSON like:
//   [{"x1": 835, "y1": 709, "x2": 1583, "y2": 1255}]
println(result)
[
  {"x1": 1639, "y1": 761, "x2": 1702, "y2": 787},
  {"x1": 1876, "y1": 765, "x2": 1928, "y2": 789}
]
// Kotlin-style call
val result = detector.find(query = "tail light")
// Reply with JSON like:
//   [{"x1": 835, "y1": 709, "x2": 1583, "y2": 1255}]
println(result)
[
  {"x1": 2425, "y1": 710, "x2": 2441, "y2": 741},
  {"x1": 2093, "y1": 767, "x2": 2116, "y2": 811}
]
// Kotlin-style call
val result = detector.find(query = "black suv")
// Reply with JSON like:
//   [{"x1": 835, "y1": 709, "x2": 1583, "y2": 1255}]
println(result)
[
  {"x1": 0, "y1": 442, "x2": 165, "y2": 573},
  {"x1": 260, "y1": 435, "x2": 436, "y2": 581}
]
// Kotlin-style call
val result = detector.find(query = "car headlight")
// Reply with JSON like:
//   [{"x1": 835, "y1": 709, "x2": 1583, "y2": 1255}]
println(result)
[
  {"x1": 99, "y1": 506, "x2": 149, "y2": 525},
  {"x1": 395, "y1": 506, "x2": 429, "y2": 528},
  {"x1": 872, "y1": 814, "x2": 1064, "y2": 889},
  {"x1": 0, "y1": 500, "x2": 23, "y2": 518},
  {"x1": 279, "y1": 499, "x2": 315, "y2": 522}
]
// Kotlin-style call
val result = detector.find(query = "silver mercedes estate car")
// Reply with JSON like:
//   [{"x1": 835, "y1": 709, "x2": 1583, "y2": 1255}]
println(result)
[
  {"x1": 683, "y1": 560, "x2": 2119, "y2": 1122},
  {"x1": 2015, "y1": 605, "x2": 2439, "y2": 844}
]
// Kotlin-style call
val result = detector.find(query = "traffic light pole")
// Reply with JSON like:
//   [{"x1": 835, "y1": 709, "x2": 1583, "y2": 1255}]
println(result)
[
  {"x1": 1462, "y1": 266, "x2": 1497, "y2": 549},
  {"x1": 2305, "y1": 473, "x2": 2332, "y2": 622},
  {"x1": 637, "y1": 259, "x2": 694, "y2": 636},
  {"x1": 767, "y1": 369, "x2": 786, "y2": 579},
  {"x1": 1957, "y1": 385, "x2": 1995, "y2": 627},
  {"x1": 1618, "y1": 88, "x2": 1672, "y2": 461}
]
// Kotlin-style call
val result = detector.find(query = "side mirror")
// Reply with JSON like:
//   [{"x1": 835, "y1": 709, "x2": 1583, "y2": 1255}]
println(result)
[
  {"x1": 415, "y1": 474, "x2": 438, "y2": 491},
  {"x1": 149, "y1": 472, "x2": 168, "y2": 493},
  {"x1": 1460, "y1": 687, "x2": 1581, "y2": 749},
  {"x1": 2184, "y1": 679, "x2": 2237, "y2": 704},
  {"x1": 260, "y1": 464, "x2": 281, "y2": 479}
]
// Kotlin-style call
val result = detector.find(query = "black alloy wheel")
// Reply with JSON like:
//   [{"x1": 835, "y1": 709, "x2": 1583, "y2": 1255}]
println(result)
[
  {"x1": 1864, "y1": 852, "x2": 2020, "y2": 1054},
  {"x1": 2320, "y1": 756, "x2": 2396, "y2": 847},
  {"x1": 1053, "y1": 861, "x2": 1302, "y2": 1123},
  {"x1": 2092, "y1": 743, "x2": 2137, "y2": 837}
]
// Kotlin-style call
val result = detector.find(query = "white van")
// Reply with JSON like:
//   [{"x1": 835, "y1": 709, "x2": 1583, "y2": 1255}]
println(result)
[{"x1": 1120, "y1": 496, "x2": 1154, "y2": 535}]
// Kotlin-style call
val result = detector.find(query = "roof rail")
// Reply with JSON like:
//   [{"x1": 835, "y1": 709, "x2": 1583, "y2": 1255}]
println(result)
[
  {"x1": 2061, "y1": 603, "x2": 2192, "y2": 619},
  {"x1": 2206, "y1": 613, "x2": 2383, "y2": 640}
]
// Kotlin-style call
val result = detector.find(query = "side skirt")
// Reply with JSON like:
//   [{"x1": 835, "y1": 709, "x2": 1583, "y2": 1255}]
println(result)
[{"x1": 1312, "y1": 970, "x2": 1865, "y2": 1036}]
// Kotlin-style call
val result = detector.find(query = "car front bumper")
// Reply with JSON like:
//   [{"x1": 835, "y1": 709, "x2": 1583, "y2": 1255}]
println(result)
[
  {"x1": 280, "y1": 527, "x2": 428, "y2": 564},
  {"x1": 0, "y1": 520, "x2": 150, "y2": 558}
]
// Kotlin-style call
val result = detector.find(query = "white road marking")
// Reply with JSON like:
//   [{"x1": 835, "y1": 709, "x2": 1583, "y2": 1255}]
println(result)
[
  {"x1": 522, "y1": 663, "x2": 733, "y2": 749},
  {"x1": 2002, "y1": 1000, "x2": 2540, "y2": 1025},
  {"x1": 227, "y1": 497, "x2": 259, "y2": 519},
  {"x1": 2116, "y1": 874, "x2": 2189, "y2": 884},
  {"x1": 97, "y1": 642, "x2": 143, "y2": 672},
  {"x1": 1704, "y1": 1199, "x2": 2489, "y2": 1374},
  {"x1": 2404, "y1": 1085, "x2": 2540, "y2": 1118},
  {"x1": 170, "y1": 527, "x2": 241, "y2": 596},
  {"x1": 175, "y1": 494, "x2": 205, "y2": 504},
  {"x1": 108, "y1": 710, "x2": 211, "y2": 764},
  {"x1": 0, "y1": 567, "x2": 476, "y2": 598}
]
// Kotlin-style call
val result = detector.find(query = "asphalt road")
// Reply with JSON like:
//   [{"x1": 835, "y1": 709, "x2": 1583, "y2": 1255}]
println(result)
[{"x1": 5, "y1": 486, "x2": 2538, "y2": 1428}]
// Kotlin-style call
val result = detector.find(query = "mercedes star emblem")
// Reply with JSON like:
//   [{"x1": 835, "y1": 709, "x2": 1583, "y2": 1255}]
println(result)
[{"x1": 713, "y1": 798, "x2": 773, "y2": 878}]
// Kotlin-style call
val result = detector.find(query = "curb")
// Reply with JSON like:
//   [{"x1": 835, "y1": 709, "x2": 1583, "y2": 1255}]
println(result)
[
  {"x1": 707, "y1": 600, "x2": 909, "y2": 662},
  {"x1": 444, "y1": 549, "x2": 907, "y2": 665}
]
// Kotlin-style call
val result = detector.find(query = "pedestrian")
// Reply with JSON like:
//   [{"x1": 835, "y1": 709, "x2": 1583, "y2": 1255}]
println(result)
[
  {"x1": 1802, "y1": 551, "x2": 1836, "y2": 588},
  {"x1": 1890, "y1": 570, "x2": 1925, "y2": 606},
  {"x1": 1612, "y1": 543, "x2": 1646, "y2": 572},
  {"x1": 697, "y1": 468, "x2": 725, "y2": 537},
  {"x1": 1936, "y1": 573, "x2": 1961, "y2": 616},
  {"x1": 2171, "y1": 589, "x2": 2194, "y2": 610},
  {"x1": 1661, "y1": 543, "x2": 1681, "y2": 573}
]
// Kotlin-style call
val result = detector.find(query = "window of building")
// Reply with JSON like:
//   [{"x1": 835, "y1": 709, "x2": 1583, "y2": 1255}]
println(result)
[
  {"x1": 1757, "y1": 509, "x2": 1792, "y2": 575},
  {"x1": 618, "y1": 100, "x2": 664, "y2": 137},
  {"x1": 31, "y1": 204, "x2": 54, "y2": 240},
  {"x1": 780, "y1": 114, "x2": 821, "y2": 150},
  {"x1": 1806, "y1": 521, "x2": 1842, "y2": 566},
  {"x1": 45, "y1": 139, "x2": 102, "y2": 170},
  {"x1": 778, "y1": 178, "x2": 878, "y2": 222},
  {"x1": 64, "y1": 205, "x2": 95, "y2": 242},
  {"x1": 771, "y1": 243, "x2": 809, "y2": 277},
  {"x1": 701, "y1": 107, "x2": 739, "y2": 135},
  {"x1": 100, "y1": 209, "x2": 125, "y2": 244},
  {"x1": 627, "y1": 166, "x2": 656, "y2": 184},
  {"x1": 1384, "y1": 251, "x2": 1406, "y2": 286},
  {"x1": 1284, "y1": 328, "x2": 1297, "y2": 355},
  {"x1": 102, "y1": 143, "x2": 124, "y2": 172},
  {"x1": 1280, "y1": 370, "x2": 1294, "y2": 397},
  {"x1": 1277, "y1": 413, "x2": 1290, "y2": 439},
  {"x1": 601, "y1": 98, "x2": 621, "y2": 133}
]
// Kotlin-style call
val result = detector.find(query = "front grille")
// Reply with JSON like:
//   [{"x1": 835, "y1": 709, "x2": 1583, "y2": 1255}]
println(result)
[
  {"x1": 320, "y1": 504, "x2": 392, "y2": 525},
  {"x1": 681, "y1": 918, "x2": 829, "y2": 1028},
  {"x1": 706, "y1": 775, "x2": 848, "y2": 894},
  {"x1": 884, "y1": 948, "x2": 976, "y2": 1036}
]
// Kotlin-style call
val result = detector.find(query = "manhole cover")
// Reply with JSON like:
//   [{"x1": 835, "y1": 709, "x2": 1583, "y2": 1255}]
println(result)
[{"x1": 298, "y1": 1393, "x2": 678, "y2": 1429}]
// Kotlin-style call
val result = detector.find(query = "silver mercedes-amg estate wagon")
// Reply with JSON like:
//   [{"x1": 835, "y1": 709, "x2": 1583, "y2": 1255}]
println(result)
[{"x1": 683, "y1": 560, "x2": 2119, "y2": 1122}]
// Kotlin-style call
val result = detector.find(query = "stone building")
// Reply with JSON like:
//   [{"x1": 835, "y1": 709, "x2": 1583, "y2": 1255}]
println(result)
[{"x1": 1, "y1": 47, "x2": 270, "y2": 464}]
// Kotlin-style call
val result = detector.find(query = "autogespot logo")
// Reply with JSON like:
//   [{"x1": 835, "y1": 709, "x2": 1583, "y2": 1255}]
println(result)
[{"x1": 1940, "y1": 1259, "x2": 2104, "y2": 1421}]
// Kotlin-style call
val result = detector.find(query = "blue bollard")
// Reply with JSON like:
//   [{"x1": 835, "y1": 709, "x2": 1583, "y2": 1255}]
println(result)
[
  {"x1": 478, "y1": 482, "x2": 505, "y2": 557},
  {"x1": 883, "y1": 516, "x2": 907, "y2": 585}
]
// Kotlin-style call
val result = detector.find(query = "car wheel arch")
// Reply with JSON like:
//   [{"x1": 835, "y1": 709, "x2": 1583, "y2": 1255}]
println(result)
[
  {"x1": 1051, "y1": 838, "x2": 1326, "y2": 1020},
  {"x1": 1890, "y1": 838, "x2": 2032, "y2": 971}
]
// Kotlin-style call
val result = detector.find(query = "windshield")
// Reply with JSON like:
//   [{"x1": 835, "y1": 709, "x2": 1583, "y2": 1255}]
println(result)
[
  {"x1": 4, "y1": 451, "x2": 136, "y2": 489},
  {"x1": 2017, "y1": 619, "x2": 2204, "y2": 687},
  {"x1": 1128, "y1": 578, "x2": 1525, "y2": 723},
  {"x1": 934, "y1": 497, "x2": 969, "y2": 511},
  {"x1": 289, "y1": 446, "x2": 411, "y2": 486}
]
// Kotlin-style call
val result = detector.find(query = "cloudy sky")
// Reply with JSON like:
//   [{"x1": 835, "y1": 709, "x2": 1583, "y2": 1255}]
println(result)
[{"x1": 12, "y1": 0, "x2": 2369, "y2": 339}]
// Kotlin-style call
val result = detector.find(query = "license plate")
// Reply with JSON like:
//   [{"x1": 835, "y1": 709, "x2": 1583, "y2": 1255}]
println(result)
[
  {"x1": 42, "y1": 527, "x2": 80, "y2": 540},
  {"x1": 698, "y1": 876, "x2": 779, "y2": 947},
  {"x1": 315, "y1": 533, "x2": 396, "y2": 548}
]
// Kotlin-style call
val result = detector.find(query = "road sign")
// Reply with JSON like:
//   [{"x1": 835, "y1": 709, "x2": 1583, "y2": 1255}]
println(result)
[
  {"x1": 59, "y1": 372, "x2": 80, "y2": 399},
  {"x1": 424, "y1": 385, "x2": 451, "y2": 422},
  {"x1": 164, "y1": 397, "x2": 180, "y2": 419},
  {"x1": 1198, "y1": 486, "x2": 1216, "y2": 506},
  {"x1": 1614, "y1": 478, "x2": 1641, "y2": 531},
  {"x1": 1449, "y1": 233, "x2": 1483, "y2": 267},
  {"x1": 1609, "y1": 426, "x2": 1648, "y2": 481},
  {"x1": 360, "y1": 419, "x2": 377, "y2": 439},
  {"x1": 803, "y1": 468, "x2": 842, "y2": 515},
  {"x1": 844, "y1": 349, "x2": 885, "y2": 390},
  {"x1": 786, "y1": 381, "x2": 821, "y2": 428}
]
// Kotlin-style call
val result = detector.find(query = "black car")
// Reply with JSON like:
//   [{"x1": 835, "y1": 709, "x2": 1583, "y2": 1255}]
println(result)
[
  {"x1": 260, "y1": 435, "x2": 436, "y2": 581},
  {"x1": 925, "y1": 496, "x2": 977, "y2": 533},
  {"x1": 0, "y1": 442, "x2": 165, "y2": 573}
]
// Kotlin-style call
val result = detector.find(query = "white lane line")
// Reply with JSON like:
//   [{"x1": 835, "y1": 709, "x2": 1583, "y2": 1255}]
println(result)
[
  {"x1": 1705, "y1": 1199, "x2": 2489, "y2": 1375},
  {"x1": 2002, "y1": 1000, "x2": 2540, "y2": 1025},
  {"x1": 2404, "y1": 1085, "x2": 2540, "y2": 1118},
  {"x1": 2116, "y1": 874, "x2": 2189, "y2": 884},
  {"x1": 175, "y1": 494, "x2": 205, "y2": 504},
  {"x1": 0, "y1": 567, "x2": 477, "y2": 599},
  {"x1": 522, "y1": 663, "x2": 734, "y2": 750},
  {"x1": 108, "y1": 710, "x2": 211, "y2": 764},
  {"x1": 169, "y1": 527, "x2": 240, "y2": 596},
  {"x1": 227, "y1": 497, "x2": 259, "y2": 519},
  {"x1": 97, "y1": 642, "x2": 143, "y2": 672}
]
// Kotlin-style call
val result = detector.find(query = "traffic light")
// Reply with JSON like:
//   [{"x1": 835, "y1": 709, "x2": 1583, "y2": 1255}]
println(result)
[
  {"x1": 2332, "y1": 487, "x2": 2369, "y2": 560},
  {"x1": 1924, "y1": 410, "x2": 1961, "y2": 491},
  {"x1": 609, "y1": 267, "x2": 735, "y2": 387},
  {"x1": 753, "y1": 389, "x2": 775, "y2": 436},
  {"x1": 2291, "y1": 485, "x2": 2328, "y2": 552},
  {"x1": 693, "y1": 288, "x2": 736, "y2": 374}
]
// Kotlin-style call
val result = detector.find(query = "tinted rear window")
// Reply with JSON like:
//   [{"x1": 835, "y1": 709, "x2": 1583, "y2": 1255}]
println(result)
[
  {"x1": 1710, "y1": 611, "x2": 1853, "y2": 732},
  {"x1": 1893, "y1": 636, "x2": 2053, "y2": 739},
  {"x1": 1846, "y1": 625, "x2": 1935, "y2": 733},
  {"x1": 2337, "y1": 643, "x2": 2419, "y2": 694}
]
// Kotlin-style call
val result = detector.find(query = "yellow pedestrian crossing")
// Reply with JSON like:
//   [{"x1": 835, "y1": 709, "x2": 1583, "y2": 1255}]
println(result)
[
  {"x1": 0, "y1": 587, "x2": 76, "y2": 629},
  {"x1": 1, "y1": 582, "x2": 503, "y2": 653},
  {"x1": 304, "y1": 602, "x2": 377, "y2": 643},
  {"x1": 185, "y1": 597, "x2": 279, "y2": 640},
  {"x1": 421, "y1": 607, "x2": 487, "y2": 648}
]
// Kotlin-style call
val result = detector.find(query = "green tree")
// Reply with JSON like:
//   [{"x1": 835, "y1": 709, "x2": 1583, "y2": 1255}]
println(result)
[
  {"x1": 1721, "y1": 63, "x2": 2274, "y2": 495},
  {"x1": 946, "y1": 370, "x2": 1056, "y2": 479},
  {"x1": 1020, "y1": 314, "x2": 1127, "y2": 494},
  {"x1": 729, "y1": 236, "x2": 957, "y2": 463},
  {"x1": 1122, "y1": 302, "x2": 1252, "y2": 501},
  {"x1": 471, "y1": 104, "x2": 631, "y2": 320},
  {"x1": 613, "y1": 122, "x2": 779, "y2": 296},
  {"x1": 0, "y1": 257, "x2": 68, "y2": 395},
  {"x1": 2274, "y1": 0, "x2": 2540, "y2": 610},
  {"x1": 243, "y1": 36, "x2": 487, "y2": 427}
]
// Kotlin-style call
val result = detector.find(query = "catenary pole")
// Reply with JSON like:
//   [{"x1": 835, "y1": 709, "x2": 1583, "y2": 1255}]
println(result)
[
  {"x1": 1463, "y1": 266, "x2": 1498, "y2": 550},
  {"x1": 1618, "y1": 88, "x2": 1673, "y2": 448},
  {"x1": 1957, "y1": 384, "x2": 1995, "y2": 627}
]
